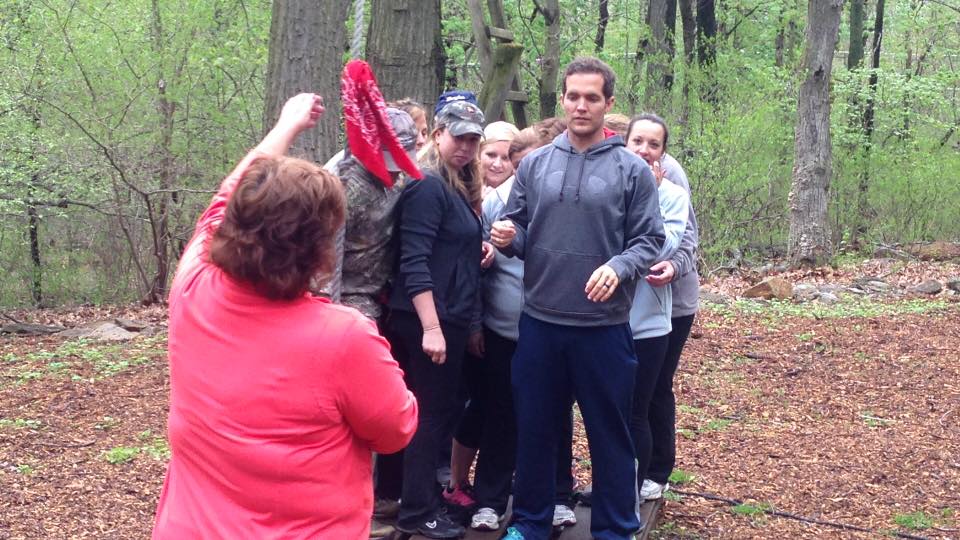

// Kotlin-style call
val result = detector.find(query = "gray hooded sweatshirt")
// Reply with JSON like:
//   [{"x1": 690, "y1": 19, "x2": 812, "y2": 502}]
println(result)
[{"x1": 501, "y1": 132, "x2": 665, "y2": 327}]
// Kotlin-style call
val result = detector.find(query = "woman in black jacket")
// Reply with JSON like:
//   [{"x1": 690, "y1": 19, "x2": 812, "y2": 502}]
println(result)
[{"x1": 386, "y1": 91, "x2": 487, "y2": 539}]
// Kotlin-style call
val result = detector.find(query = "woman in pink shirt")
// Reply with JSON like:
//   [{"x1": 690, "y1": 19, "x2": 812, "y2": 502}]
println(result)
[{"x1": 152, "y1": 93, "x2": 418, "y2": 540}]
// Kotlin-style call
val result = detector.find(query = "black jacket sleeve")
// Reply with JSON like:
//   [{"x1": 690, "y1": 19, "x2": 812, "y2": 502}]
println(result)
[{"x1": 396, "y1": 174, "x2": 448, "y2": 299}]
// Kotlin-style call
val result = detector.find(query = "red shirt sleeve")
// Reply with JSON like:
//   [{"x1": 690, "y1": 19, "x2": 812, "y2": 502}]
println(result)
[{"x1": 336, "y1": 317, "x2": 418, "y2": 454}]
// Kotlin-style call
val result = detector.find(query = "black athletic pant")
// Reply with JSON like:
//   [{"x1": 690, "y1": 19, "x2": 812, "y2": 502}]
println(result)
[
  {"x1": 630, "y1": 334, "x2": 670, "y2": 491},
  {"x1": 645, "y1": 314, "x2": 696, "y2": 484},
  {"x1": 378, "y1": 311, "x2": 469, "y2": 525}
]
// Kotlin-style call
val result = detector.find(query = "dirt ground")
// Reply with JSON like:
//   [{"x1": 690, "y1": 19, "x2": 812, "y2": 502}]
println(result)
[{"x1": 1, "y1": 263, "x2": 958, "y2": 539}]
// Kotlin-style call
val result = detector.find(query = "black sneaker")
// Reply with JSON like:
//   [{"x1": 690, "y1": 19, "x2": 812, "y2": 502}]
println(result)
[{"x1": 396, "y1": 509, "x2": 466, "y2": 539}]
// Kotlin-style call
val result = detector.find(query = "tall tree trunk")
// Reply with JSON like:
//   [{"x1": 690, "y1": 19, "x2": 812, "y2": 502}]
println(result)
[
  {"x1": 367, "y1": 0, "x2": 444, "y2": 115},
  {"x1": 852, "y1": 0, "x2": 884, "y2": 241},
  {"x1": 847, "y1": 0, "x2": 865, "y2": 70},
  {"x1": 539, "y1": 0, "x2": 561, "y2": 119},
  {"x1": 645, "y1": 0, "x2": 670, "y2": 111},
  {"x1": 775, "y1": 22, "x2": 785, "y2": 67},
  {"x1": 696, "y1": 0, "x2": 717, "y2": 66},
  {"x1": 696, "y1": 0, "x2": 718, "y2": 104},
  {"x1": 788, "y1": 0, "x2": 843, "y2": 266},
  {"x1": 146, "y1": 0, "x2": 175, "y2": 304},
  {"x1": 665, "y1": 0, "x2": 678, "y2": 91},
  {"x1": 265, "y1": 1, "x2": 349, "y2": 162},
  {"x1": 678, "y1": 0, "x2": 696, "y2": 64},
  {"x1": 27, "y1": 196, "x2": 42, "y2": 307},
  {"x1": 595, "y1": 0, "x2": 610, "y2": 53},
  {"x1": 678, "y1": 0, "x2": 696, "y2": 129}
]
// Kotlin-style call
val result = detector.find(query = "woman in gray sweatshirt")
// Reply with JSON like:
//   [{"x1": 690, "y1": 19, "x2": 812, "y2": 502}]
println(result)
[{"x1": 624, "y1": 114, "x2": 697, "y2": 506}]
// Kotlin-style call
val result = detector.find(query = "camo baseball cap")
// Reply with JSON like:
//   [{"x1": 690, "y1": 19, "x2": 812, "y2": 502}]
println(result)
[
  {"x1": 435, "y1": 100, "x2": 486, "y2": 138},
  {"x1": 382, "y1": 107, "x2": 418, "y2": 173}
]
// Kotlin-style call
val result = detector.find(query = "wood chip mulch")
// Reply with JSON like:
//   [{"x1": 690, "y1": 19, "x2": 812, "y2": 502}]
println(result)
[{"x1": 1, "y1": 278, "x2": 958, "y2": 539}]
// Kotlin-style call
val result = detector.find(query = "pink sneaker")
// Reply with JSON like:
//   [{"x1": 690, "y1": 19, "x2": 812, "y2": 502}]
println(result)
[{"x1": 442, "y1": 483, "x2": 476, "y2": 507}]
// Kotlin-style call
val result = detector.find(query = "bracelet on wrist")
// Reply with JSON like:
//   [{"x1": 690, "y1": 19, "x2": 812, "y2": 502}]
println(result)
[{"x1": 423, "y1": 323, "x2": 441, "y2": 332}]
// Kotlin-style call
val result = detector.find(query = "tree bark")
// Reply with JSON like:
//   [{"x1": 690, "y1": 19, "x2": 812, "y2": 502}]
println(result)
[
  {"x1": 852, "y1": 0, "x2": 884, "y2": 240},
  {"x1": 645, "y1": 0, "x2": 670, "y2": 111},
  {"x1": 367, "y1": 0, "x2": 444, "y2": 115},
  {"x1": 696, "y1": 0, "x2": 717, "y2": 67},
  {"x1": 788, "y1": 0, "x2": 843, "y2": 266},
  {"x1": 847, "y1": 0, "x2": 865, "y2": 70},
  {"x1": 145, "y1": 0, "x2": 175, "y2": 304},
  {"x1": 27, "y1": 198, "x2": 42, "y2": 307},
  {"x1": 264, "y1": 1, "x2": 349, "y2": 162},
  {"x1": 665, "y1": 0, "x2": 678, "y2": 90},
  {"x1": 539, "y1": 0, "x2": 561, "y2": 119},
  {"x1": 678, "y1": 0, "x2": 696, "y2": 64},
  {"x1": 595, "y1": 0, "x2": 610, "y2": 53},
  {"x1": 696, "y1": 0, "x2": 718, "y2": 104},
  {"x1": 678, "y1": 0, "x2": 696, "y2": 127}
]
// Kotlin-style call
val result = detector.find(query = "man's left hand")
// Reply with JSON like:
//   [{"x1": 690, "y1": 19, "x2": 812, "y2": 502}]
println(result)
[{"x1": 585, "y1": 264, "x2": 620, "y2": 302}]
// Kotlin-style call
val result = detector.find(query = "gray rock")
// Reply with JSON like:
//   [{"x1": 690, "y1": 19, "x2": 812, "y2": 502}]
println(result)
[
  {"x1": 818, "y1": 284, "x2": 844, "y2": 293},
  {"x1": 793, "y1": 284, "x2": 819, "y2": 302},
  {"x1": 59, "y1": 321, "x2": 138, "y2": 341},
  {"x1": 873, "y1": 246, "x2": 911, "y2": 260},
  {"x1": 700, "y1": 291, "x2": 730, "y2": 305},
  {"x1": 742, "y1": 277, "x2": 793, "y2": 300},
  {"x1": 947, "y1": 278, "x2": 960, "y2": 293},
  {"x1": 114, "y1": 318, "x2": 149, "y2": 331},
  {"x1": 816, "y1": 292, "x2": 840, "y2": 304},
  {"x1": 909, "y1": 280, "x2": 943, "y2": 295}
]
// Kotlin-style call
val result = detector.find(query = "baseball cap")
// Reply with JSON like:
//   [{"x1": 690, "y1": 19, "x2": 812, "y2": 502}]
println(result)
[
  {"x1": 434, "y1": 90, "x2": 480, "y2": 116},
  {"x1": 435, "y1": 100, "x2": 486, "y2": 138},
  {"x1": 382, "y1": 108, "x2": 418, "y2": 173}
]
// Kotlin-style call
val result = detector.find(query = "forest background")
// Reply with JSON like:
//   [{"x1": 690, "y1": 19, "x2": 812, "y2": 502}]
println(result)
[{"x1": 1, "y1": 0, "x2": 958, "y2": 308}]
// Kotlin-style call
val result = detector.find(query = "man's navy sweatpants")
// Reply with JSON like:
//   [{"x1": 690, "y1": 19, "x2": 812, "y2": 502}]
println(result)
[{"x1": 510, "y1": 313, "x2": 640, "y2": 540}]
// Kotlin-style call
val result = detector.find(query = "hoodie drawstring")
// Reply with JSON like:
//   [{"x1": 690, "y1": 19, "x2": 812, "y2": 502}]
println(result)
[
  {"x1": 574, "y1": 154, "x2": 588, "y2": 203},
  {"x1": 558, "y1": 151, "x2": 571, "y2": 202}
]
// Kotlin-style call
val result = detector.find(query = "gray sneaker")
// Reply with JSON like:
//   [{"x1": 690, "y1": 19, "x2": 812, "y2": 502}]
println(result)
[
  {"x1": 552, "y1": 504, "x2": 577, "y2": 527},
  {"x1": 640, "y1": 479, "x2": 669, "y2": 500},
  {"x1": 470, "y1": 507, "x2": 501, "y2": 531}
]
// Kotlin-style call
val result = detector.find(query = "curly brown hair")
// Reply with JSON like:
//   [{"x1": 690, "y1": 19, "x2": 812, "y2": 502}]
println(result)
[{"x1": 208, "y1": 156, "x2": 345, "y2": 300}]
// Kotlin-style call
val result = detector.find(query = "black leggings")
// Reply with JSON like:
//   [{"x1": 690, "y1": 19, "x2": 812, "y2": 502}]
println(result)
[
  {"x1": 645, "y1": 314, "x2": 696, "y2": 484},
  {"x1": 375, "y1": 310, "x2": 469, "y2": 524}
]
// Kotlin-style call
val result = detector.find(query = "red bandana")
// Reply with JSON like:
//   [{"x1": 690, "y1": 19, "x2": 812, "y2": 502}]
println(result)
[{"x1": 340, "y1": 60, "x2": 423, "y2": 187}]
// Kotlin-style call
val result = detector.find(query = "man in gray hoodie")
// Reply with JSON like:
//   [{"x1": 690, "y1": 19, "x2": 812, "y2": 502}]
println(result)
[{"x1": 490, "y1": 57, "x2": 665, "y2": 540}]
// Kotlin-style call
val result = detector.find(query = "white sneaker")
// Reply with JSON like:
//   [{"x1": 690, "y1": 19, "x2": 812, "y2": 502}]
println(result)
[
  {"x1": 470, "y1": 507, "x2": 502, "y2": 531},
  {"x1": 640, "y1": 479, "x2": 669, "y2": 500},
  {"x1": 552, "y1": 504, "x2": 577, "y2": 527}
]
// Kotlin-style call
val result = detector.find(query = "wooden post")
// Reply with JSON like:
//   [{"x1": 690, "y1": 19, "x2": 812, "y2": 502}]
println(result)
[
  {"x1": 478, "y1": 43, "x2": 524, "y2": 124},
  {"x1": 466, "y1": 0, "x2": 493, "y2": 75},
  {"x1": 486, "y1": 0, "x2": 527, "y2": 127}
]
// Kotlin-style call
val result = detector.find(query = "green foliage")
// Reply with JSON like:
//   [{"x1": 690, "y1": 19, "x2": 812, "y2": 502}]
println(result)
[
  {"x1": 669, "y1": 469, "x2": 696, "y2": 485},
  {"x1": 860, "y1": 410, "x2": 894, "y2": 428},
  {"x1": 705, "y1": 296, "x2": 955, "y2": 323},
  {"x1": 893, "y1": 511, "x2": 935, "y2": 530},
  {"x1": 731, "y1": 501, "x2": 772, "y2": 517},
  {"x1": 103, "y1": 446, "x2": 140, "y2": 465},
  {"x1": 0, "y1": 418, "x2": 42, "y2": 430}
]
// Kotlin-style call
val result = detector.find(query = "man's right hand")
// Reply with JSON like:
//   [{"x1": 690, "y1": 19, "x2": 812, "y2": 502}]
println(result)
[{"x1": 490, "y1": 220, "x2": 516, "y2": 248}]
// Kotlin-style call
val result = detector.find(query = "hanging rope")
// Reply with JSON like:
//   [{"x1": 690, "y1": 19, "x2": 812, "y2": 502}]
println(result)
[{"x1": 350, "y1": 0, "x2": 365, "y2": 59}]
